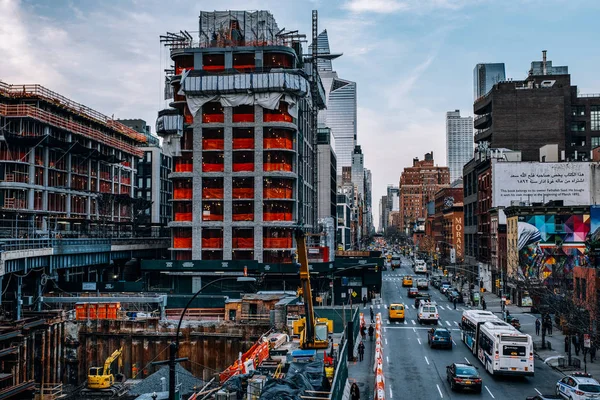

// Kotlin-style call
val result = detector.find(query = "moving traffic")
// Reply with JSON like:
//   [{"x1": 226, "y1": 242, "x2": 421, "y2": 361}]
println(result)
[{"x1": 378, "y1": 253, "x2": 568, "y2": 399}]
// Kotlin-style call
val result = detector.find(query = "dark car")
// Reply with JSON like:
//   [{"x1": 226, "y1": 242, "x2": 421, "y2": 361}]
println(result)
[
  {"x1": 525, "y1": 396, "x2": 562, "y2": 400},
  {"x1": 428, "y1": 328, "x2": 452, "y2": 349},
  {"x1": 446, "y1": 363, "x2": 482, "y2": 393},
  {"x1": 407, "y1": 287, "x2": 419, "y2": 298},
  {"x1": 414, "y1": 293, "x2": 431, "y2": 308},
  {"x1": 447, "y1": 290, "x2": 463, "y2": 303},
  {"x1": 431, "y1": 277, "x2": 442, "y2": 288}
]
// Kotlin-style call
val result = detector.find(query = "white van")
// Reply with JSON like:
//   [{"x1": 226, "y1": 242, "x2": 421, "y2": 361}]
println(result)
[
  {"x1": 417, "y1": 301, "x2": 439, "y2": 324},
  {"x1": 414, "y1": 259, "x2": 427, "y2": 274}
]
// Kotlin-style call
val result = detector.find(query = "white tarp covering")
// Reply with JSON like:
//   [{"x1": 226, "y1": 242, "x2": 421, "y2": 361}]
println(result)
[
  {"x1": 185, "y1": 93, "x2": 298, "y2": 119},
  {"x1": 156, "y1": 113, "x2": 183, "y2": 136},
  {"x1": 180, "y1": 72, "x2": 310, "y2": 97}
]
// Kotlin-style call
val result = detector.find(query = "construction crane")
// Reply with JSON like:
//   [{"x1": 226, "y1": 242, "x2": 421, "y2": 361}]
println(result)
[
  {"x1": 82, "y1": 346, "x2": 126, "y2": 397},
  {"x1": 294, "y1": 229, "x2": 331, "y2": 349}
]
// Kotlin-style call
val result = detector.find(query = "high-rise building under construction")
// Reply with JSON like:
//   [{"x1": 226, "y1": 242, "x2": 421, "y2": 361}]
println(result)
[{"x1": 157, "y1": 10, "x2": 325, "y2": 263}]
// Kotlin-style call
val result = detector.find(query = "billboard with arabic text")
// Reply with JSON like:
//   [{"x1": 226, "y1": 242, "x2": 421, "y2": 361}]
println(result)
[{"x1": 492, "y1": 161, "x2": 590, "y2": 207}]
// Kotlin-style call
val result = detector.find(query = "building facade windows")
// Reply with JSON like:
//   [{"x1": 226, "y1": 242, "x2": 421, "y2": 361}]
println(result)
[{"x1": 591, "y1": 106, "x2": 600, "y2": 131}]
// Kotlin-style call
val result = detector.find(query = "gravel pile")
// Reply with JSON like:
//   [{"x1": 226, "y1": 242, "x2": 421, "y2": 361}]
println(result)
[{"x1": 129, "y1": 365, "x2": 204, "y2": 396}]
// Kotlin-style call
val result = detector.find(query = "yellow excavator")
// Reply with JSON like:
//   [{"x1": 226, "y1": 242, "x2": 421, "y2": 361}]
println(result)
[
  {"x1": 82, "y1": 346, "x2": 126, "y2": 397},
  {"x1": 293, "y1": 230, "x2": 332, "y2": 350}
]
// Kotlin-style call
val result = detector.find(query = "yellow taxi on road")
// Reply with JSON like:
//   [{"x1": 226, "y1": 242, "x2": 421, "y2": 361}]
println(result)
[
  {"x1": 402, "y1": 275, "x2": 413, "y2": 287},
  {"x1": 388, "y1": 303, "x2": 405, "y2": 321}
]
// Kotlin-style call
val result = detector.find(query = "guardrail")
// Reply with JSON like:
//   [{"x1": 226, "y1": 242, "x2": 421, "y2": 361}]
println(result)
[{"x1": 0, "y1": 237, "x2": 169, "y2": 252}]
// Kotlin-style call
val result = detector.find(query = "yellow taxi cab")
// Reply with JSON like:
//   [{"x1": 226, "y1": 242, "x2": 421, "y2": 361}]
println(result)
[
  {"x1": 388, "y1": 303, "x2": 405, "y2": 321},
  {"x1": 402, "y1": 275, "x2": 413, "y2": 287}
]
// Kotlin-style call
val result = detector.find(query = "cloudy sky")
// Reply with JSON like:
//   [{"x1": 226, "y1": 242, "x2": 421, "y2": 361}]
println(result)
[{"x1": 2, "y1": 0, "x2": 600, "y2": 230}]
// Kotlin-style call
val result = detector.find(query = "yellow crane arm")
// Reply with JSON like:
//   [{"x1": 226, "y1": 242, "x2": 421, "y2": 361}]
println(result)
[
  {"x1": 103, "y1": 347, "x2": 123, "y2": 376},
  {"x1": 295, "y1": 230, "x2": 315, "y2": 345}
]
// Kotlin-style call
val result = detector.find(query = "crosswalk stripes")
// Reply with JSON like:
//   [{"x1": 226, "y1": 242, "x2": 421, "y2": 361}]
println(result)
[
  {"x1": 446, "y1": 321, "x2": 451, "y2": 326},
  {"x1": 454, "y1": 321, "x2": 459, "y2": 326}
]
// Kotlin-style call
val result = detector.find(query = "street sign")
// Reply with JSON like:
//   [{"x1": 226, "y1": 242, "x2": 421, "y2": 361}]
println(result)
[
  {"x1": 585, "y1": 334, "x2": 591, "y2": 349},
  {"x1": 352, "y1": 291, "x2": 357, "y2": 298}
]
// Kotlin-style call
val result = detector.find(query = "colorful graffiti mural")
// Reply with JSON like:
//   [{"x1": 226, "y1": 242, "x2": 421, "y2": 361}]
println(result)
[{"x1": 517, "y1": 213, "x2": 590, "y2": 281}]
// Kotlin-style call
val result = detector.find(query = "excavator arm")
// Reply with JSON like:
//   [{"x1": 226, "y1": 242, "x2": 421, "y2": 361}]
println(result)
[{"x1": 103, "y1": 347, "x2": 123, "y2": 376}]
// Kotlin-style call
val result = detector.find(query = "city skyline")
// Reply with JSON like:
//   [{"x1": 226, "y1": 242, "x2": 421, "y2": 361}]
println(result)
[{"x1": 2, "y1": 0, "x2": 600, "y2": 230}]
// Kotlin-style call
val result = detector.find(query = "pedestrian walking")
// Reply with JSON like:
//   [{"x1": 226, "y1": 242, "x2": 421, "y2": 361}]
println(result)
[
  {"x1": 565, "y1": 336, "x2": 570, "y2": 353},
  {"x1": 481, "y1": 297, "x2": 487, "y2": 310},
  {"x1": 453, "y1": 297, "x2": 457, "y2": 310},
  {"x1": 574, "y1": 335, "x2": 581, "y2": 356},
  {"x1": 591, "y1": 342, "x2": 596, "y2": 363},
  {"x1": 350, "y1": 382, "x2": 360, "y2": 400},
  {"x1": 368, "y1": 324, "x2": 374, "y2": 341},
  {"x1": 358, "y1": 341, "x2": 365, "y2": 362},
  {"x1": 547, "y1": 318, "x2": 553, "y2": 336},
  {"x1": 370, "y1": 306, "x2": 375, "y2": 323},
  {"x1": 362, "y1": 295, "x2": 367, "y2": 308},
  {"x1": 360, "y1": 325, "x2": 367, "y2": 341},
  {"x1": 535, "y1": 319, "x2": 541, "y2": 336}
]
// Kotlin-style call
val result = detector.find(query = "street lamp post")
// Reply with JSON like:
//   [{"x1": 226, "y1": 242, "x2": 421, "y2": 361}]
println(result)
[{"x1": 168, "y1": 276, "x2": 256, "y2": 400}]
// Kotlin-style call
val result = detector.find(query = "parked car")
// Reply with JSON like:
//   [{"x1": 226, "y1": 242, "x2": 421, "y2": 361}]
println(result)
[{"x1": 556, "y1": 373, "x2": 600, "y2": 399}]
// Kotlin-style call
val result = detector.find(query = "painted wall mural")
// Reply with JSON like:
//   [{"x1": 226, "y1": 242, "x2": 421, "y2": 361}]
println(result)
[{"x1": 517, "y1": 213, "x2": 590, "y2": 282}]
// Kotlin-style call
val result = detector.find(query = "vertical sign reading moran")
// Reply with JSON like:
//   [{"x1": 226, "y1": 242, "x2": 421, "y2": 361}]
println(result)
[{"x1": 454, "y1": 216, "x2": 463, "y2": 262}]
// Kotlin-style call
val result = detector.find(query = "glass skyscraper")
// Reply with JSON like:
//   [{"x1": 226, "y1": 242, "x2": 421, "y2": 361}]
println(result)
[
  {"x1": 446, "y1": 110, "x2": 473, "y2": 183},
  {"x1": 311, "y1": 30, "x2": 357, "y2": 171},
  {"x1": 473, "y1": 63, "x2": 506, "y2": 100}
]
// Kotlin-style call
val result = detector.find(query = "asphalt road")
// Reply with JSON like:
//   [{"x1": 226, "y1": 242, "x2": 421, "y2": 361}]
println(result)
[{"x1": 374, "y1": 256, "x2": 564, "y2": 399}]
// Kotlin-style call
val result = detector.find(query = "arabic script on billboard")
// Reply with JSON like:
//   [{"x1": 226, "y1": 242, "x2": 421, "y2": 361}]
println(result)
[{"x1": 493, "y1": 162, "x2": 589, "y2": 207}]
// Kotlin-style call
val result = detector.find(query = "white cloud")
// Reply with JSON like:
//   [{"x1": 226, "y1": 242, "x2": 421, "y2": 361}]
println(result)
[{"x1": 343, "y1": 0, "x2": 483, "y2": 13}]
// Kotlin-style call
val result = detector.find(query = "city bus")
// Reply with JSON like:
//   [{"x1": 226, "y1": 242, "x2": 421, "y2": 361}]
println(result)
[
  {"x1": 476, "y1": 320, "x2": 534, "y2": 376},
  {"x1": 460, "y1": 310, "x2": 498, "y2": 353}
]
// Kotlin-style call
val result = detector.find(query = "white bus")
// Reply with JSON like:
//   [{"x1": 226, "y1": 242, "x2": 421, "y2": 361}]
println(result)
[
  {"x1": 460, "y1": 310, "x2": 498, "y2": 353},
  {"x1": 414, "y1": 259, "x2": 427, "y2": 274},
  {"x1": 391, "y1": 255, "x2": 401, "y2": 269},
  {"x1": 476, "y1": 320, "x2": 534, "y2": 376}
]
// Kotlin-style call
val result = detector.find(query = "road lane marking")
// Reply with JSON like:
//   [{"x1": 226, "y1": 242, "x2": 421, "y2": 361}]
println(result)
[
  {"x1": 436, "y1": 384, "x2": 443, "y2": 398},
  {"x1": 386, "y1": 356, "x2": 389, "y2": 363},
  {"x1": 404, "y1": 320, "x2": 407, "y2": 325},
  {"x1": 386, "y1": 319, "x2": 390, "y2": 324},
  {"x1": 454, "y1": 321, "x2": 458, "y2": 326},
  {"x1": 384, "y1": 327, "x2": 387, "y2": 332},
  {"x1": 412, "y1": 320, "x2": 416, "y2": 325},
  {"x1": 385, "y1": 338, "x2": 388, "y2": 345},
  {"x1": 452, "y1": 340, "x2": 457, "y2": 345},
  {"x1": 412, "y1": 305, "x2": 415, "y2": 309},
  {"x1": 417, "y1": 338, "x2": 421, "y2": 345},
  {"x1": 395, "y1": 321, "x2": 399, "y2": 325},
  {"x1": 485, "y1": 386, "x2": 495, "y2": 398},
  {"x1": 389, "y1": 387, "x2": 393, "y2": 399},
  {"x1": 464, "y1": 357, "x2": 470, "y2": 363},
  {"x1": 377, "y1": 305, "x2": 381, "y2": 309},
  {"x1": 535, "y1": 388, "x2": 542, "y2": 395},
  {"x1": 446, "y1": 321, "x2": 451, "y2": 326},
  {"x1": 425, "y1": 356, "x2": 429, "y2": 365},
  {"x1": 413, "y1": 327, "x2": 416, "y2": 332}
]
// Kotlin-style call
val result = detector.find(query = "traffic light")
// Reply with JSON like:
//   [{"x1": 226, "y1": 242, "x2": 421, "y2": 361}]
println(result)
[{"x1": 495, "y1": 279, "x2": 500, "y2": 288}]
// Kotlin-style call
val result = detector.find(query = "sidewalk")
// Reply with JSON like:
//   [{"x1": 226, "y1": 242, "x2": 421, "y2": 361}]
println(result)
[
  {"x1": 346, "y1": 309, "x2": 375, "y2": 400},
  {"x1": 481, "y1": 290, "x2": 600, "y2": 376}
]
